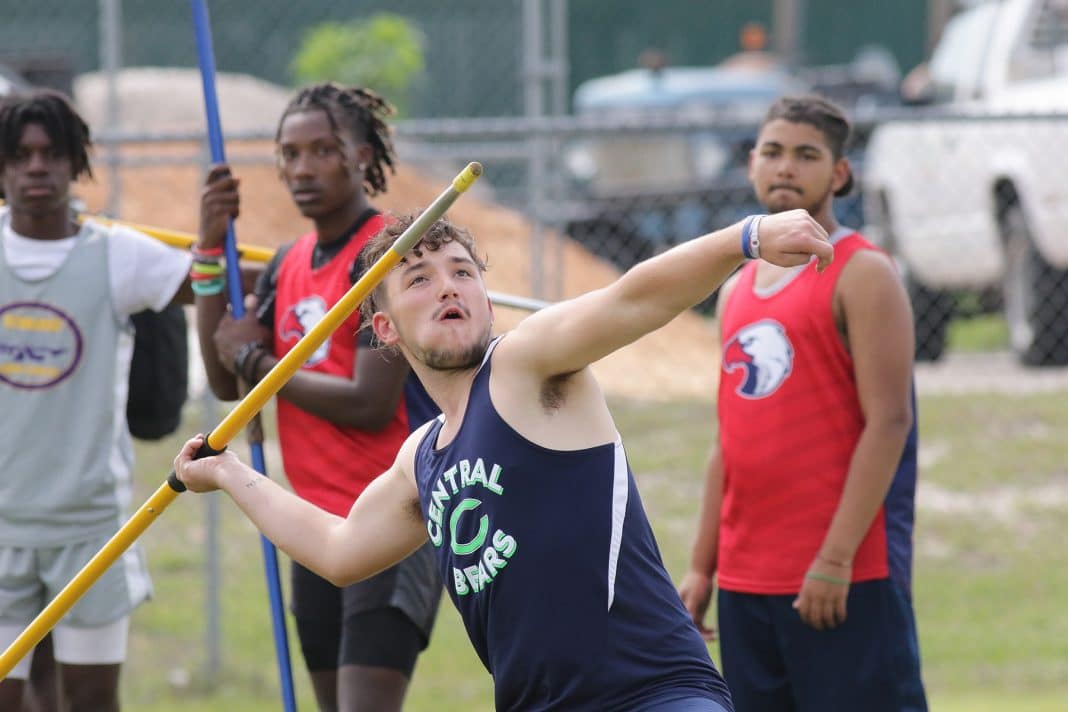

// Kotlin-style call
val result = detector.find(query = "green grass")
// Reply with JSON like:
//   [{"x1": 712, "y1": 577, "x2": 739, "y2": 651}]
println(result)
[
  {"x1": 108, "y1": 387, "x2": 1068, "y2": 710},
  {"x1": 947, "y1": 313, "x2": 1010, "y2": 352}
]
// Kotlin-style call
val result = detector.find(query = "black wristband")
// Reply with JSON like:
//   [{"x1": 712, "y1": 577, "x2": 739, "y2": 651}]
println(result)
[
  {"x1": 233, "y1": 341, "x2": 261, "y2": 381},
  {"x1": 245, "y1": 348, "x2": 270, "y2": 385}
]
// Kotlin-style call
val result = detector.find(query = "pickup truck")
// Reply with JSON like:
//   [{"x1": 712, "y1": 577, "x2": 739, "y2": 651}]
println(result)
[
  {"x1": 862, "y1": 0, "x2": 1068, "y2": 364},
  {"x1": 561, "y1": 48, "x2": 900, "y2": 279}
]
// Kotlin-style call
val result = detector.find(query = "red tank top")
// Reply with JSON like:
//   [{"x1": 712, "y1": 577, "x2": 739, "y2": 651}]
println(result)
[
  {"x1": 273, "y1": 215, "x2": 409, "y2": 516},
  {"x1": 716, "y1": 232, "x2": 890, "y2": 594}
]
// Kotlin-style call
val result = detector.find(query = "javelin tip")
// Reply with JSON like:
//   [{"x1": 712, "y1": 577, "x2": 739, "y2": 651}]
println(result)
[{"x1": 452, "y1": 162, "x2": 483, "y2": 194}]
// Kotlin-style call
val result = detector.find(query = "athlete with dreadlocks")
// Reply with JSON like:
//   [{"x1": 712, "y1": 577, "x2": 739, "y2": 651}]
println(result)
[{"x1": 195, "y1": 83, "x2": 441, "y2": 711}]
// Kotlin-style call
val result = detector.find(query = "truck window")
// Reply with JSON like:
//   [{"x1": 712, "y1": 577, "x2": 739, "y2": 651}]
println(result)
[
  {"x1": 928, "y1": 3, "x2": 1000, "y2": 97},
  {"x1": 1009, "y1": 0, "x2": 1068, "y2": 81}
]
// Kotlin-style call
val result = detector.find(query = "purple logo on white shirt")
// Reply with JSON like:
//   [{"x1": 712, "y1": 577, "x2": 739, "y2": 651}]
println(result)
[{"x1": 0, "y1": 302, "x2": 83, "y2": 389}]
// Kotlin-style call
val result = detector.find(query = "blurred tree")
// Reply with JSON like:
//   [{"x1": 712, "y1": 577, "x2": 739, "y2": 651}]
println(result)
[{"x1": 289, "y1": 13, "x2": 425, "y2": 116}]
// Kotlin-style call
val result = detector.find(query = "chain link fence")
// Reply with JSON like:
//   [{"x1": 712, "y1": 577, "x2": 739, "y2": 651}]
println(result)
[
  {"x1": 14, "y1": 0, "x2": 1063, "y2": 368},
  {"x1": 549, "y1": 109, "x2": 1068, "y2": 366},
  {"x1": 2, "y1": 1, "x2": 1065, "y2": 367},
  {"x1": 863, "y1": 112, "x2": 1068, "y2": 366},
  {"x1": 0, "y1": 0, "x2": 532, "y2": 118}
]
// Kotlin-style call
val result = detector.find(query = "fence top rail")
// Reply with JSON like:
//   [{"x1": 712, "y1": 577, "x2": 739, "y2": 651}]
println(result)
[{"x1": 91, "y1": 107, "x2": 1067, "y2": 146}]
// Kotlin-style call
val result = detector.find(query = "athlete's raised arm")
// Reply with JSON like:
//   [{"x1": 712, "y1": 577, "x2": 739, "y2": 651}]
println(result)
[{"x1": 499, "y1": 210, "x2": 832, "y2": 379}]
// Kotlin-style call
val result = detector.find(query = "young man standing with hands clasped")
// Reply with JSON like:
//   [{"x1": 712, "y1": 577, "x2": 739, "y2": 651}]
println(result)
[{"x1": 678, "y1": 96, "x2": 928, "y2": 712}]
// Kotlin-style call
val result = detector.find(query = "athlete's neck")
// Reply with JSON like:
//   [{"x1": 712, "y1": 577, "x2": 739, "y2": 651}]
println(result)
[
  {"x1": 809, "y1": 202, "x2": 840, "y2": 236},
  {"x1": 424, "y1": 366, "x2": 478, "y2": 437},
  {"x1": 313, "y1": 194, "x2": 373, "y2": 247},
  {"x1": 8, "y1": 203, "x2": 78, "y2": 241}
]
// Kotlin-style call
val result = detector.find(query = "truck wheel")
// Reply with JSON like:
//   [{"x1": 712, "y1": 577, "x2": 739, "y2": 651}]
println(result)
[
  {"x1": 1001, "y1": 203, "x2": 1068, "y2": 366},
  {"x1": 908, "y1": 277, "x2": 953, "y2": 362}
]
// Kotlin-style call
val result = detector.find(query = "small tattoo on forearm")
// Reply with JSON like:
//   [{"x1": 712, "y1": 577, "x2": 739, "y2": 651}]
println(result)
[{"x1": 245, "y1": 477, "x2": 261, "y2": 489}]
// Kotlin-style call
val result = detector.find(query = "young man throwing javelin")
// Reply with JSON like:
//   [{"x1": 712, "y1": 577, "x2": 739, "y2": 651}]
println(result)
[{"x1": 175, "y1": 209, "x2": 833, "y2": 711}]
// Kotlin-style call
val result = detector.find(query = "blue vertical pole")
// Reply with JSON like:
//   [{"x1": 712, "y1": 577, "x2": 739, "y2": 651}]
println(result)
[{"x1": 188, "y1": 2, "x2": 297, "y2": 710}]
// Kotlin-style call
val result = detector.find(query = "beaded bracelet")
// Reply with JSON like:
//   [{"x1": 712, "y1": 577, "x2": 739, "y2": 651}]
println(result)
[
  {"x1": 189, "y1": 256, "x2": 226, "y2": 296},
  {"x1": 190, "y1": 261, "x2": 224, "y2": 277},
  {"x1": 192, "y1": 244, "x2": 224, "y2": 259},
  {"x1": 191, "y1": 277, "x2": 225, "y2": 296}
]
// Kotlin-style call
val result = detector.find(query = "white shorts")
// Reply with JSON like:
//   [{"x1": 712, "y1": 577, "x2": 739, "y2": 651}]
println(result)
[
  {"x1": 0, "y1": 617, "x2": 129, "y2": 679},
  {"x1": 0, "y1": 535, "x2": 151, "y2": 677}
]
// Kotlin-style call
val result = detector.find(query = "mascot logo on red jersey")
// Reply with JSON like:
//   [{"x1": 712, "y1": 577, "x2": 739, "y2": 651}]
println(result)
[
  {"x1": 278, "y1": 296, "x2": 330, "y2": 366},
  {"x1": 723, "y1": 319, "x2": 793, "y2": 398}
]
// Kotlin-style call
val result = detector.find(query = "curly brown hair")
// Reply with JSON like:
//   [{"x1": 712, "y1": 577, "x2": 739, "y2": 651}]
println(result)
[{"x1": 359, "y1": 212, "x2": 488, "y2": 329}]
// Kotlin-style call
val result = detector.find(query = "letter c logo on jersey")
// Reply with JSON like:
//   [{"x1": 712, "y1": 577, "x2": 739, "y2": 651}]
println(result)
[
  {"x1": 278, "y1": 296, "x2": 330, "y2": 366},
  {"x1": 723, "y1": 319, "x2": 794, "y2": 399}
]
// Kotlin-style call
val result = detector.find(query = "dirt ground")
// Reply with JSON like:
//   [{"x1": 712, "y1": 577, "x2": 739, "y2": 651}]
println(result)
[{"x1": 75, "y1": 140, "x2": 721, "y2": 401}]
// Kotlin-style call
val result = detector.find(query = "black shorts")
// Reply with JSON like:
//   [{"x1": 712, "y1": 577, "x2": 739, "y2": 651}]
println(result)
[
  {"x1": 290, "y1": 542, "x2": 442, "y2": 675},
  {"x1": 717, "y1": 579, "x2": 927, "y2": 712}
]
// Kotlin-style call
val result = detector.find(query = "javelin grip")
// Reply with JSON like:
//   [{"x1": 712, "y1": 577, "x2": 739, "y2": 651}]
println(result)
[
  {"x1": 166, "y1": 440, "x2": 228, "y2": 492},
  {"x1": 195, "y1": 440, "x2": 228, "y2": 459},
  {"x1": 167, "y1": 471, "x2": 187, "y2": 493}
]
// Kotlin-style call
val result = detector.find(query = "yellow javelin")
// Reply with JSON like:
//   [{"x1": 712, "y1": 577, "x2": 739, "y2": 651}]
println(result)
[
  {"x1": 0, "y1": 161, "x2": 483, "y2": 680},
  {"x1": 0, "y1": 199, "x2": 277, "y2": 263},
  {"x1": 83, "y1": 216, "x2": 276, "y2": 264}
]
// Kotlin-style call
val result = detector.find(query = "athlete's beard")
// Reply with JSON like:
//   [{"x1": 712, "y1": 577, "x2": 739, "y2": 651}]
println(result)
[
  {"x1": 418, "y1": 324, "x2": 493, "y2": 372},
  {"x1": 766, "y1": 179, "x2": 834, "y2": 217}
]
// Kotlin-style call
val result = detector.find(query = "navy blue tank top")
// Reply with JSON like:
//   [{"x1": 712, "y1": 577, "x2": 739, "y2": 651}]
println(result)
[{"x1": 414, "y1": 339, "x2": 731, "y2": 711}]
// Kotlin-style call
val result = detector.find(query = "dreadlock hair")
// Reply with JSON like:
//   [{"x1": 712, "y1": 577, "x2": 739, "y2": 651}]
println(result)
[
  {"x1": 0, "y1": 89, "x2": 93, "y2": 181},
  {"x1": 275, "y1": 82, "x2": 396, "y2": 196},
  {"x1": 762, "y1": 95, "x2": 854, "y2": 196},
  {"x1": 359, "y1": 212, "x2": 488, "y2": 334}
]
